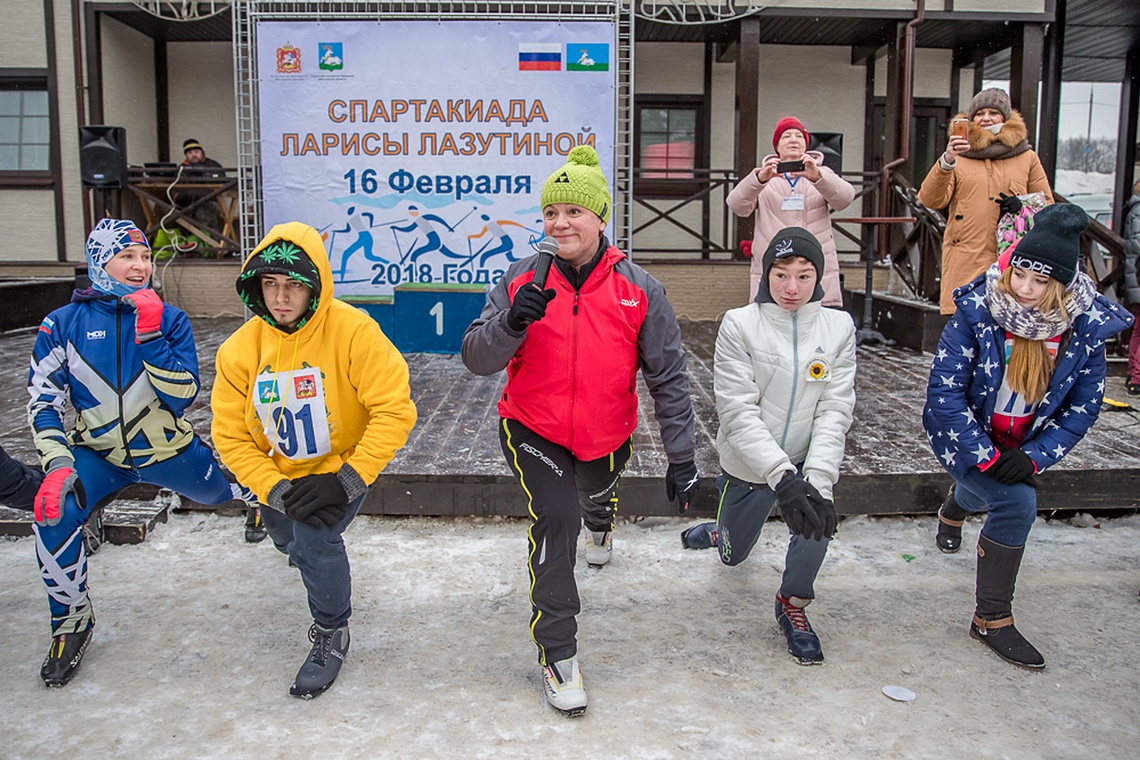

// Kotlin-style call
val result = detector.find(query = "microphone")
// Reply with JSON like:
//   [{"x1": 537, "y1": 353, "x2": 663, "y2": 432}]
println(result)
[{"x1": 532, "y1": 237, "x2": 559, "y2": 289}]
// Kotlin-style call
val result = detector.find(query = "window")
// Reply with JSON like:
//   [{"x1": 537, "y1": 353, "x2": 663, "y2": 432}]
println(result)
[
  {"x1": 635, "y1": 97, "x2": 704, "y2": 194},
  {"x1": 0, "y1": 87, "x2": 49, "y2": 171}
]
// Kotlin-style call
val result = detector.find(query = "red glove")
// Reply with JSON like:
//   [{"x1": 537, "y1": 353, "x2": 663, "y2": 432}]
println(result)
[
  {"x1": 33, "y1": 466, "x2": 85, "y2": 526},
  {"x1": 122, "y1": 288, "x2": 164, "y2": 341}
]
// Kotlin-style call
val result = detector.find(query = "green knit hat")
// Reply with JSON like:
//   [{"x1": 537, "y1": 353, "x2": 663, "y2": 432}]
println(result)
[{"x1": 541, "y1": 145, "x2": 611, "y2": 224}]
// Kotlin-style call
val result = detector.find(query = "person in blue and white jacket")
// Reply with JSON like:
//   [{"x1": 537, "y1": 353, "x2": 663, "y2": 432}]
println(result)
[
  {"x1": 27, "y1": 219, "x2": 257, "y2": 688},
  {"x1": 924, "y1": 203, "x2": 1131, "y2": 671}
]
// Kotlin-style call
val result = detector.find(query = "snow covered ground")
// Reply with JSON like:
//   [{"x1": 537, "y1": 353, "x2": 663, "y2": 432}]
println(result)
[
  {"x1": 2, "y1": 510, "x2": 1138, "y2": 759},
  {"x1": 1053, "y1": 169, "x2": 1115, "y2": 197}
]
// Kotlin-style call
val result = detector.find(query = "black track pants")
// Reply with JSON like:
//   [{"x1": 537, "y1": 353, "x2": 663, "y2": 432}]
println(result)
[{"x1": 499, "y1": 418, "x2": 631, "y2": 664}]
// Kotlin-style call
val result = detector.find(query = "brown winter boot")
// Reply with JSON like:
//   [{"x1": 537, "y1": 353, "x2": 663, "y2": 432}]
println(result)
[{"x1": 969, "y1": 534, "x2": 1045, "y2": 669}]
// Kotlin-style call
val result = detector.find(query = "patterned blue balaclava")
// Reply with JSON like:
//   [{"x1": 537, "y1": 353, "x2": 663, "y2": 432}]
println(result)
[{"x1": 85, "y1": 219, "x2": 151, "y2": 297}]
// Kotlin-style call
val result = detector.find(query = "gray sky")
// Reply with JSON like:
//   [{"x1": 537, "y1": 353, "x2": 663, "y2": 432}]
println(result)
[{"x1": 988, "y1": 80, "x2": 1121, "y2": 142}]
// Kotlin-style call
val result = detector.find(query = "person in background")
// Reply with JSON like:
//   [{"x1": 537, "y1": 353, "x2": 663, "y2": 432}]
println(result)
[
  {"x1": 680, "y1": 227, "x2": 855, "y2": 665},
  {"x1": 918, "y1": 88, "x2": 1054, "y2": 315},
  {"x1": 461, "y1": 146, "x2": 700, "y2": 716},
  {"x1": 27, "y1": 219, "x2": 260, "y2": 687},
  {"x1": 0, "y1": 442, "x2": 42, "y2": 511},
  {"x1": 212, "y1": 222, "x2": 416, "y2": 699},
  {"x1": 1122, "y1": 179, "x2": 1140, "y2": 396},
  {"x1": 924, "y1": 204, "x2": 1130, "y2": 669},
  {"x1": 177, "y1": 138, "x2": 225, "y2": 237},
  {"x1": 726, "y1": 116, "x2": 855, "y2": 307}
]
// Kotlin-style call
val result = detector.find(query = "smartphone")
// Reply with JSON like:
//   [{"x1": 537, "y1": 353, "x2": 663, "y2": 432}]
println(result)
[
  {"x1": 776, "y1": 159, "x2": 806, "y2": 174},
  {"x1": 952, "y1": 118, "x2": 969, "y2": 140}
]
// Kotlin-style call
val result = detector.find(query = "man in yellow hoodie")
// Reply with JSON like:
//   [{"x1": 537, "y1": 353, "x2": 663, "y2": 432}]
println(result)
[{"x1": 211, "y1": 222, "x2": 416, "y2": 698}]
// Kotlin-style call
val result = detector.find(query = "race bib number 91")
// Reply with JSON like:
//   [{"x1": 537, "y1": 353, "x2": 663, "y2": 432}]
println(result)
[{"x1": 254, "y1": 367, "x2": 332, "y2": 460}]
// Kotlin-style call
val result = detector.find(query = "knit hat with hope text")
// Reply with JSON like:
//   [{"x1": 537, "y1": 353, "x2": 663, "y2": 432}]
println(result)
[{"x1": 1002, "y1": 202, "x2": 1087, "y2": 285}]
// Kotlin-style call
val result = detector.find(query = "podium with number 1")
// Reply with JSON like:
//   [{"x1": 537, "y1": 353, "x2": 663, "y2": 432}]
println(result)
[{"x1": 391, "y1": 283, "x2": 488, "y2": 354}]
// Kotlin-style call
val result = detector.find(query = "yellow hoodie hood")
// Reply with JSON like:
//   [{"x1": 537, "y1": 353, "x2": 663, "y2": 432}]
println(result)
[{"x1": 236, "y1": 221, "x2": 335, "y2": 334}]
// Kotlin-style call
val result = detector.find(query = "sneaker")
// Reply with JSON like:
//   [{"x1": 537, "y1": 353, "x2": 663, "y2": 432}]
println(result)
[
  {"x1": 681, "y1": 522, "x2": 718, "y2": 549},
  {"x1": 542, "y1": 656, "x2": 588, "y2": 716},
  {"x1": 775, "y1": 594, "x2": 824, "y2": 665},
  {"x1": 41, "y1": 627, "x2": 94, "y2": 687},
  {"x1": 970, "y1": 614, "x2": 1045, "y2": 670},
  {"x1": 1127, "y1": 381, "x2": 1140, "y2": 398},
  {"x1": 244, "y1": 506, "x2": 267, "y2": 544},
  {"x1": 82, "y1": 510, "x2": 104, "y2": 556},
  {"x1": 585, "y1": 529, "x2": 612, "y2": 567},
  {"x1": 290, "y1": 623, "x2": 350, "y2": 699}
]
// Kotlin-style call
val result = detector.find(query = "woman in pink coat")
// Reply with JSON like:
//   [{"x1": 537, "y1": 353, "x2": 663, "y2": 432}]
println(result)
[{"x1": 727, "y1": 117, "x2": 856, "y2": 306}]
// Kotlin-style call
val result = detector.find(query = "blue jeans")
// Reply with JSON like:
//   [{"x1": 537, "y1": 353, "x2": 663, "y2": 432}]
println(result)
[
  {"x1": 714, "y1": 473, "x2": 830, "y2": 600},
  {"x1": 261, "y1": 491, "x2": 366, "y2": 629},
  {"x1": 951, "y1": 467, "x2": 1037, "y2": 547}
]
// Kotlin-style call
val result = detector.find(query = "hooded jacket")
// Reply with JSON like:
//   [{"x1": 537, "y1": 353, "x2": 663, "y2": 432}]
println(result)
[
  {"x1": 28, "y1": 278, "x2": 200, "y2": 471},
  {"x1": 713, "y1": 246, "x2": 857, "y2": 499},
  {"x1": 726, "y1": 150, "x2": 856, "y2": 307},
  {"x1": 461, "y1": 240, "x2": 696, "y2": 463},
  {"x1": 917, "y1": 110, "x2": 1054, "y2": 315},
  {"x1": 211, "y1": 222, "x2": 416, "y2": 505},
  {"x1": 923, "y1": 273, "x2": 1131, "y2": 480}
]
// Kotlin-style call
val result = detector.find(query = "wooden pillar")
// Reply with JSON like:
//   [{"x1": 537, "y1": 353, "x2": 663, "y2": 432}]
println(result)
[
  {"x1": 884, "y1": 23, "x2": 905, "y2": 163},
  {"x1": 1113, "y1": 47, "x2": 1140, "y2": 231},
  {"x1": 1037, "y1": 0, "x2": 1066, "y2": 181},
  {"x1": 156, "y1": 39, "x2": 169, "y2": 163},
  {"x1": 1009, "y1": 23, "x2": 1045, "y2": 144},
  {"x1": 733, "y1": 16, "x2": 760, "y2": 257}
]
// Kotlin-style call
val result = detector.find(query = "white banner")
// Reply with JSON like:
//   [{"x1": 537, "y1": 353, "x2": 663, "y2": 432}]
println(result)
[{"x1": 255, "y1": 20, "x2": 616, "y2": 296}]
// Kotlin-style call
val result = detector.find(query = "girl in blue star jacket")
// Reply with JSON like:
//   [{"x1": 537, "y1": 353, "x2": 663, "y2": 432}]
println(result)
[{"x1": 923, "y1": 203, "x2": 1131, "y2": 670}]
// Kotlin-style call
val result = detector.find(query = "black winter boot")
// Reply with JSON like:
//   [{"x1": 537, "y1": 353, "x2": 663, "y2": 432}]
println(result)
[
  {"x1": 41, "y1": 627, "x2": 94, "y2": 686},
  {"x1": 936, "y1": 485, "x2": 967, "y2": 554},
  {"x1": 970, "y1": 534, "x2": 1045, "y2": 670}
]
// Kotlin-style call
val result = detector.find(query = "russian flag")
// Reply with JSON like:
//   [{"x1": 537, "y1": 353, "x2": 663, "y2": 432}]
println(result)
[{"x1": 519, "y1": 43, "x2": 561, "y2": 71}]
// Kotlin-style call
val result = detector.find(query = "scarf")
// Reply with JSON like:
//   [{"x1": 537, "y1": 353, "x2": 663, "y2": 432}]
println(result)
[
  {"x1": 983, "y1": 262, "x2": 1097, "y2": 341},
  {"x1": 962, "y1": 138, "x2": 1031, "y2": 161}
]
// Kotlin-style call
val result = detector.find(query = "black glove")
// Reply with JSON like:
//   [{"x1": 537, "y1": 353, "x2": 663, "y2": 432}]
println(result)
[
  {"x1": 282, "y1": 473, "x2": 348, "y2": 527},
  {"x1": 775, "y1": 471, "x2": 829, "y2": 541},
  {"x1": 996, "y1": 192, "x2": 1022, "y2": 218},
  {"x1": 809, "y1": 494, "x2": 839, "y2": 542},
  {"x1": 506, "y1": 284, "x2": 556, "y2": 331},
  {"x1": 986, "y1": 446, "x2": 1036, "y2": 485},
  {"x1": 665, "y1": 461, "x2": 700, "y2": 514}
]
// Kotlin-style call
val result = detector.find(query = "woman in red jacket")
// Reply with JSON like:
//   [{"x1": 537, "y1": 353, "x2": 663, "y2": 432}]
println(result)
[{"x1": 462, "y1": 146, "x2": 699, "y2": 717}]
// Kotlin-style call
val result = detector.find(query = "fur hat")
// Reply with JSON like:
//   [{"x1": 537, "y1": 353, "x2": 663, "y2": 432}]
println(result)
[
  {"x1": 772, "y1": 117, "x2": 809, "y2": 152},
  {"x1": 968, "y1": 88, "x2": 1011, "y2": 120},
  {"x1": 756, "y1": 226, "x2": 825, "y2": 305},
  {"x1": 1002, "y1": 203, "x2": 1087, "y2": 285},
  {"x1": 85, "y1": 218, "x2": 151, "y2": 297},
  {"x1": 182, "y1": 138, "x2": 204, "y2": 154},
  {"x1": 540, "y1": 146, "x2": 611, "y2": 224}
]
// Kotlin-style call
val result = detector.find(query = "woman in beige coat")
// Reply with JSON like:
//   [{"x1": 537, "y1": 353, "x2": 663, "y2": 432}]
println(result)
[
  {"x1": 727, "y1": 117, "x2": 856, "y2": 306},
  {"x1": 918, "y1": 88, "x2": 1054, "y2": 314}
]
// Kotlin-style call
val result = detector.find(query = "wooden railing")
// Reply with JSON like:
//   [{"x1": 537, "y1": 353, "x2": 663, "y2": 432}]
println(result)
[{"x1": 628, "y1": 168, "x2": 739, "y2": 258}]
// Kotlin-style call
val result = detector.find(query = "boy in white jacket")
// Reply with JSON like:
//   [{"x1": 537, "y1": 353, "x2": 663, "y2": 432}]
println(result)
[{"x1": 681, "y1": 226, "x2": 856, "y2": 664}]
